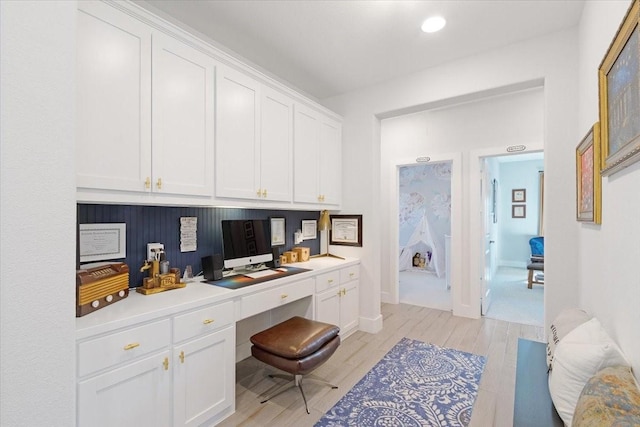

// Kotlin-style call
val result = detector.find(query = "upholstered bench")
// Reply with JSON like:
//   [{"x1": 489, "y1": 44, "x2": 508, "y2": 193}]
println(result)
[
  {"x1": 514, "y1": 338, "x2": 563, "y2": 426},
  {"x1": 250, "y1": 316, "x2": 340, "y2": 414}
]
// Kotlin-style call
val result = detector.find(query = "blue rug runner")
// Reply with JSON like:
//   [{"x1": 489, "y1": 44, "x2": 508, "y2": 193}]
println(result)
[{"x1": 315, "y1": 337, "x2": 486, "y2": 427}]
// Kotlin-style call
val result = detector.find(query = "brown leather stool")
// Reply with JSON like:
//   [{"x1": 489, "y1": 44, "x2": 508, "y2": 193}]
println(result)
[{"x1": 250, "y1": 316, "x2": 340, "y2": 414}]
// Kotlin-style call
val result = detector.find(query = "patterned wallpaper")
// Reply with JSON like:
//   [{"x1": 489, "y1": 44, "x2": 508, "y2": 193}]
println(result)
[{"x1": 399, "y1": 162, "x2": 452, "y2": 276}]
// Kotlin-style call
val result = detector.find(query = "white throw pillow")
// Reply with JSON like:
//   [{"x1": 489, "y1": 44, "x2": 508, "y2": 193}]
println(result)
[
  {"x1": 548, "y1": 317, "x2": 630, "y2": 426},
  {"x1": 546, "y1": 308, "x2": 591, "y2": 369}
]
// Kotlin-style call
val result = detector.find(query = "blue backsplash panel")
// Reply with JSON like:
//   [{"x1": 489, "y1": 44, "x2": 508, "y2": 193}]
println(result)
[{"x1": 78, "y1": 204, "x2": 321, "y2": 287}]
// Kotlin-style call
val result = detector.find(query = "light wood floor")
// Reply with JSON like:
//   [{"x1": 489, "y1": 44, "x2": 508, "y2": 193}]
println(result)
[{"x1": 218, "y1": 303, "x2": 544, "y2": 427}]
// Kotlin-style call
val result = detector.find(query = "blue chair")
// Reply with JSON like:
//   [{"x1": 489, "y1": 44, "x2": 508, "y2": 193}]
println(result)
[{"x1": 527, "y1": 237, "x2": 544, "y2": 288}]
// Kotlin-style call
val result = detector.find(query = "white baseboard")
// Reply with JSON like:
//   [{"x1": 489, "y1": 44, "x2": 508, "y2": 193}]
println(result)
[
  {"x1": 499, "y1": 260, "x2": 528, "y2": 269},
  {"x1": 358, "y1": 313, "x2": 383, "y2": 334}
]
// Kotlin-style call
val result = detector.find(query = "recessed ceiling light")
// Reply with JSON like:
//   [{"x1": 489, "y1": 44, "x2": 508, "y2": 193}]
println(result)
[{"x1": 421, "y1": 16, "x2": 446, "y2": 33}]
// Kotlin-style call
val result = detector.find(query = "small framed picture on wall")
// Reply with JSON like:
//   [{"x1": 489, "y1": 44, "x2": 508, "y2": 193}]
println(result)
[
  {"x1": 512, "y1": 204, "x2": 526, "y2": 219},
  {"x1": 512, "y1": 188, "x2": 526, "y2": 203}
]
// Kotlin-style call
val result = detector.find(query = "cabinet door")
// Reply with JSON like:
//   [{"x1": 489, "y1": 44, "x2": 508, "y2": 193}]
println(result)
[
  {"x1": 152, "y1": 32, "x2": 215, "y2": 197},
  {"x1": 293, "y1": 105, "x2": 320, "y2": 203},
  {"x1": 173, "y1": 326, "x2": 235, "y2": 427},
  {"x1": 340, "y1": 280, "x2": 360, "y2": 336},
  {"x1": 76, "y1": 2, "x2": 152, "y2": 192},
  {"x1": 316, "y1": 287, "x2": 341, "y2": 327},
  {"x1": 319, "y1": 118, "x2": 342, "y2": 206},
  {"x1": 260, "y1": 87, "x2": 293, "y2": 202},
  {"x1": 215, "y1": 65, "x2": 260, "y2": 200},
  {"x1": 78, "y1": 351, "x2": 171, "y2": 427}
]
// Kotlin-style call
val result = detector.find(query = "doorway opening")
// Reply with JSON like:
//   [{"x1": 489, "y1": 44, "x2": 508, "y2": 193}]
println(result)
[
  {"x1": 478, "y1": 152, "x2": 544, "y2": 326},
  {"x1": 398, "y1": 161, "x2": 452, "y2": 311}
]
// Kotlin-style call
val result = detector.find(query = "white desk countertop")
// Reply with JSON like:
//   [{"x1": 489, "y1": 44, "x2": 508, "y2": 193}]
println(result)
[{"x1": 76, "y1": 256, "x2": 359, "y2": 340}]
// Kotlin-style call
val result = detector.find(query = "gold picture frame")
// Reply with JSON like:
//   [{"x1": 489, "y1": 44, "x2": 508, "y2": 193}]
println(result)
[
  {"x1": 598, "y1": 0, "x2": 640, "y2": 176},
  {"x1": 576, "y1": 123, "x2": 602, "y2": 224}
]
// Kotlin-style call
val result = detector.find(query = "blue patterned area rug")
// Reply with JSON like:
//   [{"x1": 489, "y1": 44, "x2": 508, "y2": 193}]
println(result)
[{"x1": 315, "y1": 337, "x2": 486, "y2": 427}]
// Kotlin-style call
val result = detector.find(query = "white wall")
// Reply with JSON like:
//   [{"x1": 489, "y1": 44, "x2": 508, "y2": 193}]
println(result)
[
  {"x1": 498, "y1": 159, "x2": 544, "y2": 267},
  {"x1": 324, "y1": 30, "x2": 578, "y2": 325},
  {"x1": 0, "y1": 1, "x2": 77, "y2": 425},
  {"x1": 577, "y1": 0, "x2": 639, "y2": 378}
]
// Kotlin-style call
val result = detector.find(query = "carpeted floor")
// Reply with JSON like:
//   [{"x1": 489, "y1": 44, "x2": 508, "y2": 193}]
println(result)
[
  {"x1": 400, "y1": 266, "x2": 543, "y2": 326},
  {"x1": 484, "y1": 267, "x2": 543, "y2": 327},
  {"x1": 315, "y1": 337, "x2": 486, "y2": 427},
  {"x1": 399, "y1": 269, "x2": 451, "y2": 311}
]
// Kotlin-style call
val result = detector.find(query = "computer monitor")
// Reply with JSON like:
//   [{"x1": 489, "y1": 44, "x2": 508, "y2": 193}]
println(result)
[{"x1": 221, "y1": 219, "x2": 273, "y2": 270}]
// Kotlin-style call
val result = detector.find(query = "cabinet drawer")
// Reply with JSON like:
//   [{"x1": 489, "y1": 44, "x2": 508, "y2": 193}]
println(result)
[
  {"x1": 78, "y1": 319, "x2": 170, "y2": 378},
  {"x1": 340, "y1": 265, "x2": 359, "y2": 283},
  {"x1": 240, "y1": 278, "x2": 314, "y2": 320},
  {"x1": 315, "y1": 270, "x2": 340, "y2": 293},
  {"x1": 173, "y1": 300, "x2": 234, "y2": 343}
]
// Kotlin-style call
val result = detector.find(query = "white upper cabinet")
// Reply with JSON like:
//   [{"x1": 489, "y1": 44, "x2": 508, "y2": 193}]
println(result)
[
  {"x1": 258, "y1": 86, "x2": 293, "y2": 202},
  {"x1": 293, "y1": 105, "x2": 320, "y2": 204},
  {"x1": 293, "y1": 104, "x2": 342, "y2": 206},
  {"x1": 77, "y1": 2, "x2": 214, "y2": 198},
  {"x1": 215, "y1": 66, "x2": 293, "y2": 202},
  {"x1": 215, "y1": 65, "x2": 260, "y2": 200},
  {"x1": 76, "y1": 1, "x2": 340, "y2": 208},
  {"x1": 319, "y1": 117, "x2": 342, "y2": 205},
  {"x1": 151, "y1": 32, "x2": 215, "y2": 197},
  {"x1": 76, "y1": 2, "x2": 152, "y2": 192}
]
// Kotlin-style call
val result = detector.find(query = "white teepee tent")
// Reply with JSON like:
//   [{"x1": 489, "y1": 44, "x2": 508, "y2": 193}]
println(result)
[{"x1": 399, "y1": 212, "x2": 443, "y2": 276}]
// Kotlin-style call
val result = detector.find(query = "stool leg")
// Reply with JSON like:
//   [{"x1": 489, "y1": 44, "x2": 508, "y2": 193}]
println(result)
[
  {"x1": 260, "y1": 383, "x2": 296, "y2": 405},
  {"x1": 259, "y1": 372, "x2": 337, "y2": 414},
  {"x1": 527, "y1": 269, "x2": 533, "y2": 289},
  {"x1": 295, "y1": 375, "x2": 310, "y2": 414},
  {"x1": 260, "y1": 375, "x2": 296, "y2": 404},
  {"x1": 304, "y1": 375, "x2": 338, "y2": 390}
]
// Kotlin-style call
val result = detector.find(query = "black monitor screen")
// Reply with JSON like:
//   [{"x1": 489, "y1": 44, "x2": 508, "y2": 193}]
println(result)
[{"x1": 221, "y1": 219, "x2": 272, "y2": 269}]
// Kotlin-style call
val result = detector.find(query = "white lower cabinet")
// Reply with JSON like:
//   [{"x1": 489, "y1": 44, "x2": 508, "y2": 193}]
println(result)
[
  {"x1": 172, "y1": 300, "x2": 235, "y2": 427},
  {"x1": 78, "y1": 350, "x2": 172, "y2": 427},
  {"x1": 77, "y1": 259, "x2": 359, "y2": 426},
  {"x1": 77, "y1": 302, "x2": 235, "y2": 427},
  {"x1": 315, "y1": 265, "x2": 359, "y2": 337},
  {"x1": 173, "y1": 326, "x2": 235, "y2": 427}
]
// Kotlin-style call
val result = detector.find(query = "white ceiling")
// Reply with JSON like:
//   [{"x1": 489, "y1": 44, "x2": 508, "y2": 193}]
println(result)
[{"x1": 136, "y1": 0, "x2": 585, "y2": 100}]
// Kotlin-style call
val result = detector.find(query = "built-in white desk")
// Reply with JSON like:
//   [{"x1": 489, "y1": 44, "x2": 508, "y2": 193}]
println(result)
[{"x1": 75, "y1": 257, "x2": 359, "y2": 427}]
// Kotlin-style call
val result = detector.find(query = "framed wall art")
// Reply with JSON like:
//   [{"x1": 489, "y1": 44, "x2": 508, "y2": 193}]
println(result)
[
  {"x1": 598, "y1": 0, "x2": 640, "y2": 176},
  {"x1": 512, "y1": 188, "x2": 526, "y2": 203},
  {"x1": 270, "y1": 217, "x2": 285, "y2": 246},
  {"x1": 512, "y1": 205, "x2": 526, "y2": 219},
  {"x1": 576, "y1": 123, "x2": 602, "y2": 224},
  {"x1": 329, "y1": 214, "x2": 363, "y2": 247},
  {"x1": 301, "y1": 220, "x2": 317, "y2": 240}
]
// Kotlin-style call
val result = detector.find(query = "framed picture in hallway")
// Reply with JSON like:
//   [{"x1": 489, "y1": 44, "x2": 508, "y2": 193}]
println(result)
[
  {"x1": 512, "y1": 205, "x2": 526, "y2": 219},
  {"x1": 512, "y1": 188, "x2": 526, "y2": 203},
  {"x1": 598, "y1": 0, "x2": 640, "y2": 176},
  {"x1": 576, "y1": 123, "x2": 602, "y2": 224}
]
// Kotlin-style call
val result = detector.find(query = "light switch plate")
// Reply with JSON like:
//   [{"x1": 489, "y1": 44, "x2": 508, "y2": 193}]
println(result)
[{"x1": 147, "y1": 243, "x2": 164, "y2": 261}]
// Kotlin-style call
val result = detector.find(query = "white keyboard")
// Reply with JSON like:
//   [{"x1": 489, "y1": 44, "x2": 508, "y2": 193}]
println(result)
[{"x1": 244, "y1": 269, "x2": 278, "y2": 279}]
